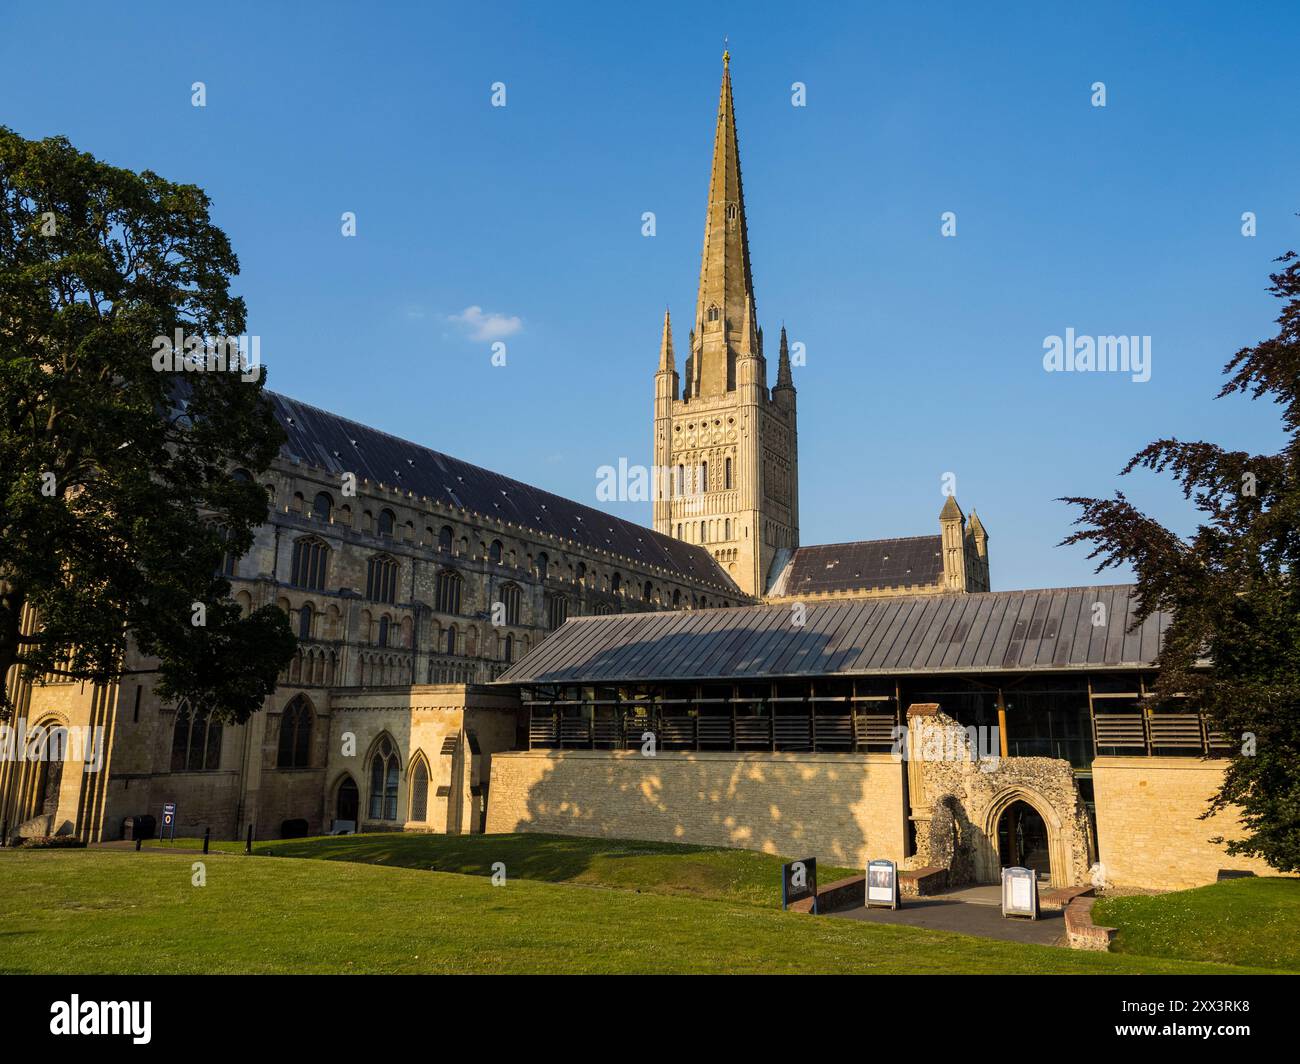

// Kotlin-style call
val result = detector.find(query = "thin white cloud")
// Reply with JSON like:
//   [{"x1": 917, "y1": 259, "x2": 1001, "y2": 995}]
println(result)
[{"x1": 447, "y1": 305, "x2": 523, "y2": 342}]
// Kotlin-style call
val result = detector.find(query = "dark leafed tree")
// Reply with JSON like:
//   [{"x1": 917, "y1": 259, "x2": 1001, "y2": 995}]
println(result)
[
  {"x1": 1063, "y1": 248, "x2": 1300, "y2": 873},
  {"x1": 0, "y1": 127, "x2": 296, "y2": 724}
]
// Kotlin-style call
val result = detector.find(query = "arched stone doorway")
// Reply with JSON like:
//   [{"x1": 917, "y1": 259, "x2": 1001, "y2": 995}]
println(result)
[
  {"x1": 976, "y1": 785, "x2": 1073, "y2": 888},
  {"x1": 335, "y1": 776, "x2": 359, "y2": 828},
  {"x1": 997, "y1": 800, "x2": 1051, "y2": 880}
]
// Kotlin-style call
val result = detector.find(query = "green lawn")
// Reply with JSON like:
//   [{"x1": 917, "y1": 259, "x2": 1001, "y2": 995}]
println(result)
[
  {"x1": 1094, "y1": 877, "x2": 1300, "y2": 972},
  {"x1": 0, "y1": 849, "x2": 1272, "y2": 974},
  {"x1": 240, "y1": 831, "x2": 860, "y2": 909}
]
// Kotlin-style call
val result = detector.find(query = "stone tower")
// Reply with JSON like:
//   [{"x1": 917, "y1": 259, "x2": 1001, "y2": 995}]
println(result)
[{"x1": 653, "y1": 53, "x2": 800, "y2": 597}]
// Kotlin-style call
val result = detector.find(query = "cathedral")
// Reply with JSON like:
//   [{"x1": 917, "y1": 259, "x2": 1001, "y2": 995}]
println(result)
[{"x1": 6, "y1": 57, "x2": 1265, "y2": 897}]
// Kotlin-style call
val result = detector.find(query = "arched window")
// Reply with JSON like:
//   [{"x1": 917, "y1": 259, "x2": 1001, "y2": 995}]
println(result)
[
  {"x1": 575, "y1": 562, "x2": 586, "y2": 585},
  {"x1": 536, "y1": 552, "x2": 549, "y2": 580},
  {"x1": 409, "y1": 758, "x2": 429, "y2": 822},
  {"x1": 725, "y1": 518, "x2": 731, "y2": 540},
  {"x1": 312, "y1": 492, "x2": 333, "y2": 521},
  {"x1": 504, "y1": 634, "x2": 514, "y2": 662},
  {"x1": 218, "y1": 525, "x2": 239, "y2": 577},
  {"x1": 368, "y1": 737, "x2": 399, "y2": 820},
  {"x1": 707, "y1": 304, "x2": 720, "y2": 323},
  {"x1": 438, "y1": 526, "x2": 453, "y2": 553},
  {"x1": 701, "y1": 461, "x2": 709, "y2": 492},
  {"x1": 170, "y1": 702, "x2": 222, "y2": 772},
  {"x1": 643, "y1": 581, "x2": 653, "y2": 602},
  {"x1": 489, "y1": 539, "x2": 503, "y2": 565},
  {"x1": 366, "y1": 554, "x2": 398, "y2": 603},
  {"x1": 445, "y1": 626, "x2": 457, "y2": 655},
  {"x1": 676, "y1": 465, "x2": 684, "y2": 495},
  {"x1": 499, "y1": 583, "x2": 522, "y2": 626},
  {"x1": 377, "y1": 615, "x2": 390, "y2": 648},
  {"x1": 377, "y1": 508, "x2": 395, "y2": 539},
  {"x1": 700, "y1": 521, "x2": 708, "y2": 544},
  {"x1": 673, "y1": 589, "x2": 681, "y2": 607},
  {"x1": 595, "y1": 603, "x2": 615, "y2": 616},
  {"x1": 436, "y1": 569, "x2": 462, "y2": 614},
  {"x1": 297, "y1": 604, "x2": 313, "y2": 640},
  {"x1": 724, "y1": 457, "x2": 732, "y2": 490},
  {"x1": 277, "y1": 695, "x2": 313, "y2": 768},
  {"x1": 546, "y1": 593, "x2": 567, "y2": 631},
  {"x1": 611, "y1": 572, "x2": 621, "y2": 595},
  {"x1": 290, "y1": 537, "x2": 329, "y2": 591}
]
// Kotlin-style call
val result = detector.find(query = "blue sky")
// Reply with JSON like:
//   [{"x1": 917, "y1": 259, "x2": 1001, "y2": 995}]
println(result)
[{"x1": 4, "y1": 0, "x2": 1297, "y2": 590}]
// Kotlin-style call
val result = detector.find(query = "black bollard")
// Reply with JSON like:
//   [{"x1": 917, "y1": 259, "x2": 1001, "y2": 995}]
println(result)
[
  {"x1": 203, "y1": 827, "x2": 210, "y2": 855},
  {"x1": 135, "y1": 837, "x2": 142, "y2": 852},
  {"x1": 1, "y1": 820, "x2": 7, "y2": 847},
  {"x1": 245, "y1": 823, "x2": 253, "y2": 854}
]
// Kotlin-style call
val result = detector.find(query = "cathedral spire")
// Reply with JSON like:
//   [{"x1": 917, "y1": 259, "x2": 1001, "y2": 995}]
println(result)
[
  {"x1": 691, "y1": 50, "x2": 756, "y2": 397},
  {"x1": 658, "y1": 307, "x2": 675, "y2": 372}
]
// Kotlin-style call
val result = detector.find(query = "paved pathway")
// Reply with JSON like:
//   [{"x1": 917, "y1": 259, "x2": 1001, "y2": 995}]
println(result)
[{"x1": 829, "y1": 889, "x2": 1066, "y2": 947}]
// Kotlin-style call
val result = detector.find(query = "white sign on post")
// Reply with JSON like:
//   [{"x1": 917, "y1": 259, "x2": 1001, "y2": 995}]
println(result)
[
  {"x1": 1001, "y1": 865, "x2": 1039, "y2": 920},
  {"x1": 865, "y1": 858, "x2": 900, "y2": 910}
]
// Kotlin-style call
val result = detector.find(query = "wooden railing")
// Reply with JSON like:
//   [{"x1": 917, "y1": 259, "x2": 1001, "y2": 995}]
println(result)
[
  {"x1": 525, "y1": 706, "x2": 899, "y2": 753},
  {"x1": 1094, "y1": 708, "x2": 1226, "y2": 755}
]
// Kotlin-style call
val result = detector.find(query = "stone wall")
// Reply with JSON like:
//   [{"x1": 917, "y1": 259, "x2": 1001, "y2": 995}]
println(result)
[
  {"x1": 1092, "y1": 757, "x2": 1278, "y2": 890},
  {"x1": 485, "y1": 748, "x2": 907, "y2": 868}
]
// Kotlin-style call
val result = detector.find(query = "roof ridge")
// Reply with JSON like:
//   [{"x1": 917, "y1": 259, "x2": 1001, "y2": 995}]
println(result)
[{"x1": 796, "y1": 535, "x2": 941, "y2": 550}]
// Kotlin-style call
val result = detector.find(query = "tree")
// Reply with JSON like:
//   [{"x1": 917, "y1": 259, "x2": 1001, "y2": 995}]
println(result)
[
  {"x1": 0, "y1": 127, "x2": 296, "y2": 724},
  {"x1": 1063, "y1": 248, "x2": 1300, "y2": 873}
]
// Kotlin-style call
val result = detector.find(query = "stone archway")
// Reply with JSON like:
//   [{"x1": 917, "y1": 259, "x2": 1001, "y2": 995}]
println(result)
[{"x1": 976, "y1": 784, "x2": 1072, "y2": 888}]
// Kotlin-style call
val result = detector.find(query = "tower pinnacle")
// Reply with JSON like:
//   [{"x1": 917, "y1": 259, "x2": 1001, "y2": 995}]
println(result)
[{"x1": 658, "y1": 307, "x2": 675, "y2": 373}]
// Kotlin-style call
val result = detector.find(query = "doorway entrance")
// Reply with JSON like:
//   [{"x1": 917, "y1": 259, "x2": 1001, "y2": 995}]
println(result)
[
  {"x1": 997, "y1": 799, "x2": 1051, "y2": 880},
  {"x1": 336, "y1": 777, "x2": 359, "y2": 822}
]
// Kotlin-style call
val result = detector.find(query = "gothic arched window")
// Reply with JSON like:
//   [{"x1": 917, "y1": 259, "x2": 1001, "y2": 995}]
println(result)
[
  {"x1": 171, "y1": 702, "x2": 222, "y2": 772},
  {"x1": 377, "y1": 509, "x2": 396, "y2": 539},
  {"x1": 707, "y1": 304, "x2": 720, "y2": 323},
  {"x1": 368, "y1": 737, "x2": 399, "y2": 820},
  {"x1": 489, "y1": 539, "x2": 503, "y2": 565},
  {"x1": 277, "y1": 695, "x2": 314, "y2": 768},
  {"x1": 366, "y1": 554, "x2": 398, "y2": 604},
  {"x1": 499, "y1": 583, "x2": 522, "y2": 626},
  {"x1": 436, "y1": 569, "x2": 462, "y2": 615},
  {"x1": 724, "y1": 457, "x2": 732, "y2": 490},
  {"x1": 546, "y1": 593, "x2": 567, "y2": 631},
  {"x1": 290, "y1": 537, "x2": 329, "y2": 591},
  {"x1": 409, "y1": 758, "x2": 429, "y2": 822},
  {"x1": 438, "y1": 525, "x2": 454, "y2": 553},
  {"x1": 297, "y1": 604, "x2": 313, "y2": 640},
  {"x1": 377, "y1": 615, "x2": 390, "y2": 648},
  {"x1": 312, "y1": 492, "x2": 333, "y2": 522}
]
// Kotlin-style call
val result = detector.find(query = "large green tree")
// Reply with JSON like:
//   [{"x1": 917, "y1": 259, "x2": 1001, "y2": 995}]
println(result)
[
  {"x1": 1063, "y1": 249, "x2": 1300, "y2": 873},
  {"x1": 0, "y1": 127, "x2": 295, "y2": 723}
]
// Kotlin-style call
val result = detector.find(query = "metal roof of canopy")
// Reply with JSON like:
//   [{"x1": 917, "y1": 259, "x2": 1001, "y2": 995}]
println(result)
[{"x1": 493, "y1": 585, "x2": 1169, "y2": 685}]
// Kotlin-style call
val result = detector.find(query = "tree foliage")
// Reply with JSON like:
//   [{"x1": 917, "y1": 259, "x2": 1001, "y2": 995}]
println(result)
[
  {"x1": 0, "y1": 127, "x2": 295, "y2": 723},
  {"x1": 1063, "y1": 249, "x2": 1300, "y2": 872}
]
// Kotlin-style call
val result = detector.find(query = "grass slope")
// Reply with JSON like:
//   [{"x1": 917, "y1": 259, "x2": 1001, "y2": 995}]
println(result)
[
  {"x1": 1094, "y1": 877, "x2": 1300, "y2": 972},
  {"x1": 0, "y1": 850, "x2": 1272, "y2": 974},
  {"x1": 249, "y1": 832, "x2": 859, "y2": 908}
]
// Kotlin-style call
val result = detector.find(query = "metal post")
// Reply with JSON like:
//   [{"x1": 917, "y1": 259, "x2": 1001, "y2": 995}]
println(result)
[
  {"x1": 245, "y1": 823, "x2": 253, "y2": 854},
  {"x1": 135, "y1": 837, "x2": 142, "y2": 852},
  {"x1": 203, "y1": 827, "x2": 210, "y2": 855}
]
